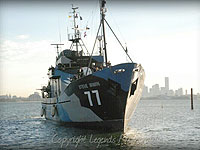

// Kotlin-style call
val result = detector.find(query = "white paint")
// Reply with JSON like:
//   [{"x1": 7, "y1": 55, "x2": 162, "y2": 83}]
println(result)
[
  {"x1": 92, "y1": 90, "x2": 101, "y2": 105},
  {"x1": 84, "y1": 91, "x2": 93, "y2": 106},
  {"x1": 84, "y1": 90, "x2": 102, "y2": 106}
]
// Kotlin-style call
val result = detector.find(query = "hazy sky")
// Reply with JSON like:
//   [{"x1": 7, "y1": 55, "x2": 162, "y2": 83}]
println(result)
[{"x1": 0, "y1": 0, "x2": 200, "y2": 97}]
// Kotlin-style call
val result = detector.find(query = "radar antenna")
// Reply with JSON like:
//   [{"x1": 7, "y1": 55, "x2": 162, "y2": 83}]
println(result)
[{"x1": 51, "y1": 44, "x2": 64, "y2": 56}]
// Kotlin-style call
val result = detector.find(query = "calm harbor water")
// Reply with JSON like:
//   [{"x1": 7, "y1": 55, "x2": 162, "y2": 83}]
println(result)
[{"x1": 0, "y1": 99, "x2": 200, "y2": 150}]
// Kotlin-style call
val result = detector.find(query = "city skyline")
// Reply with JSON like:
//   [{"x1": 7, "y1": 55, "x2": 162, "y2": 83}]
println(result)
[
  {"x1": 142, "y1": 77, "x2": 200, "y2": 98},
  {"x1": 0, "y1": 91, "x2": 41, "y2": 100}
]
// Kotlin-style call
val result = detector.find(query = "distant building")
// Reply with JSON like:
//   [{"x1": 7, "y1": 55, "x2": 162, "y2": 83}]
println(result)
[
  {"x1": 160, "y1": 87, "x2": 167, "y2": 95},
  {"x1": 28, "y1": 92, "x2": 41, "y2": 101},
  {"x1": 168, "y1": 89, "x2": 174, "y2": 96},
  {"x1": 139, "y1": 77, "x2": 192, "y2": 99},
  {"x1": 165, "y1": 77, "x2": 169, "y2": 91},
  {"x1": 175, "y1": 88, "x2": 183, "y2": 96},
  {"x1": 12, "y1": 95, "x2": 17, "y2": 98},
  {"x1": 150, "y1": 84, "x2": 160, "y2": 96},
  {"x1": 0, "y1": 95, "x2": 9, "y2": 100}
]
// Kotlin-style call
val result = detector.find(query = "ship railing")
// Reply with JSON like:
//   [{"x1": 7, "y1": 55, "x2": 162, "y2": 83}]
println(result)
[{"x1": 68, "y1": 32, "x2": 81, "y2": 42}]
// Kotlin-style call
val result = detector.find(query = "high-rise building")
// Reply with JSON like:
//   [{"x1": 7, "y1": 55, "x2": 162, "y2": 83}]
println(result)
[
  {"x1": 160, "y1": 87, "x2": 167, "y2": 95},
  {"x1": 165, "y1": 77, "x2": 169, "y2": 91},
  {"x1": 175, "y1": 88, "x2": 183, "y2": 96},
  {"x1": 28, "y1": 92, "x2": 41, "y2": 101},
  {"x1": 151, "y1": 84, "x2": 160, "y2": 96}
]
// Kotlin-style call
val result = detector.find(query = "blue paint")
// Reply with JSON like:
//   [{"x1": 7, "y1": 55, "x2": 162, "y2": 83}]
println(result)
[
  {"x1": 52, "y1": 63, "x2": 136, "y2": 92},
  {"x1": 53, "y1": 68, "x2": 74, "y2": 83},
  {"x1": 56, "y1": 104, "x2": 72, "y2": 122},
  {"x1": 93, "y1": 63, "x2": 136, "y2": 92}
]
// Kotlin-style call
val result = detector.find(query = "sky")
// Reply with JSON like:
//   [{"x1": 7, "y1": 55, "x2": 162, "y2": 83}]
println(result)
[{"x1": 0, "y1": 0, "x2": 200, "y2": 97}]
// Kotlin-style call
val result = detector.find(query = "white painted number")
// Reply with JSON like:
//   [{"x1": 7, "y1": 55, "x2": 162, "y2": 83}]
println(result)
[
  {"x1": 84, "y1": 91, "x2": 93, "y2": 106},
  {"x1": 92, "y1": 90, "x2": 101, "y2": 105},
  {"x1": 84, "y1": 90, "x2": 101, "y2": 106}
]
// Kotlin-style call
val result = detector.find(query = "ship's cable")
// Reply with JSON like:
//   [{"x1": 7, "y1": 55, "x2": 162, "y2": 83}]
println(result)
[
  {"x1": 86, "y1": 22, "x2": 102, "y2": 75},
  {"x1": 104, "y1": 19, "x2": 133, "y2": 63}
]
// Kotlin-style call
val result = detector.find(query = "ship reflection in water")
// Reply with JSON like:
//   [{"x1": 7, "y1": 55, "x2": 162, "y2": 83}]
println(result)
[{"x1": 0, "y1": 99, "x2": 200, "y2": 150}]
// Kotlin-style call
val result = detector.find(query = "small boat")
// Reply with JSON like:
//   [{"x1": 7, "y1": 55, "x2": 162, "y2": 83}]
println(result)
[{"x1": 40, "y1": 0, "x2": 145, "y2": 132}]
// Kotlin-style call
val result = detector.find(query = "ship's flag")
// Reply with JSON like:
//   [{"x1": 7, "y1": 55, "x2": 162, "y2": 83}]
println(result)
[
  {"x1": 84, "y1": 32, "x2": 87, "y2": 37},
  {"x1": 68, "y1": 15, "x2": 72, "y2": 18}
]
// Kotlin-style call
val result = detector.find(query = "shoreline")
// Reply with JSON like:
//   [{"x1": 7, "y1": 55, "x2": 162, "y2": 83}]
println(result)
[{"x1": 0, "y1": 100, "x2": 42, "y2": 102}]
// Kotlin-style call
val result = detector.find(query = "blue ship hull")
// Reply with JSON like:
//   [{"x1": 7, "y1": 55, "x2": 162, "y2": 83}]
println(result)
[{"x1": 41, "y1": 63, "x2": 145, "y2": 131}]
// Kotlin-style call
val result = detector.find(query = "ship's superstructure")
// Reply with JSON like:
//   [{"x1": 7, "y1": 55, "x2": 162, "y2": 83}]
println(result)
[{"x1": 40, "y1": 0, "x2": 145, "y2": 131}]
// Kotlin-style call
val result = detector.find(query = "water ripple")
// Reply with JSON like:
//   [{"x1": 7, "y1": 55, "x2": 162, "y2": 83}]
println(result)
[{"x1": 0, "y1": 100, "x2": 200, "y2": 149}]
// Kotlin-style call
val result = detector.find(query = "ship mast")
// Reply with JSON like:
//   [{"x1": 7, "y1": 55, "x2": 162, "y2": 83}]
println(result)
[
  {"x1": 87, "y1": 0, "x2": 134, "y2": 70},
  {"x1": 72, "y1": 6, "x2": 79, "y2": 52},
  {"x1": 100, "y1": 0, "x2": 133, "y2": 64},
  {"x1": 68, "y1": 5, "x2": 86, "y2": 56},
  {"x1": 100, "y1": 0, "x2": 108, "y2": 66}
]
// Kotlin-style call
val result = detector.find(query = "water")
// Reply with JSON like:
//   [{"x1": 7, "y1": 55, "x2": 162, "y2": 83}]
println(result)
[{"x1": 0, "y1": 99, "x2": 200, "y2": 150}]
